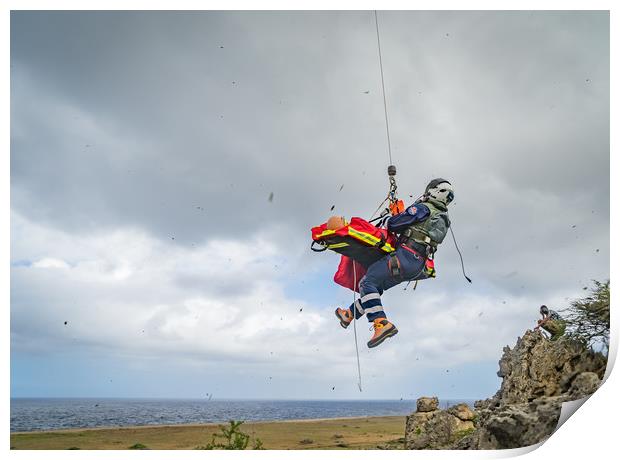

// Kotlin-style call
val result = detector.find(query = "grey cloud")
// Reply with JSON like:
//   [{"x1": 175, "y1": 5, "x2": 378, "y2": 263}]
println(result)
[{"x1": 10, "y1": 11, "x2": 609, "y2": 396}]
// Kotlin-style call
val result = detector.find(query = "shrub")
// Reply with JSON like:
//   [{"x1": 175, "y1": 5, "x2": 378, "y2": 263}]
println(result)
[
  {"x1": 196, "y1": 420, "x2": 264, "y2": 450},
  {"x1": 128, "y1": 443, "x2": 149, "y2": 450}
]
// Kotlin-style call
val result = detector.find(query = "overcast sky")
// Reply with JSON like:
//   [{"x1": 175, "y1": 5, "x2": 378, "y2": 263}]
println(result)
[{"x1": 10, "y1": 10, "x2": 609, "y2": 400}]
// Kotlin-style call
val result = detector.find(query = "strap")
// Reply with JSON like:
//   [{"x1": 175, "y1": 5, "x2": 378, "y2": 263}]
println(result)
[
  {"x1": 310, "y1": 241, "x2": 328, "y2": 252},
  {"x1": 388, "y1": 253, "x2": 401, "y2": 278},
  {"x1": 374, "y1": 235, "x2": 387, "y2": 249},
  {"x1": 403, "y1": 227, "x2": 438, "y2": 248}
]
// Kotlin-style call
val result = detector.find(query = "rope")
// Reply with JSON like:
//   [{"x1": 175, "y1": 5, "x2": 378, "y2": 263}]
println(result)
[
  {"x1": 374, "y1": 10, "x2": 393, "y2": 166},
  {"x1": 449, "y1": 223, "x2": 472, "y2": 283},
  {"x1": 369, "y1": 195, "x2": 389, "y2": 221},
  {"x1": 352, "y1": 262, "x2": 363, "y2": 392}
]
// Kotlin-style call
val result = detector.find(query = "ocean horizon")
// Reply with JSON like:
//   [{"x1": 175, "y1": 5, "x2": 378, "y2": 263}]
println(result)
[{"x1": 11, "y1": 397, "x2": 478, "y2": 432}]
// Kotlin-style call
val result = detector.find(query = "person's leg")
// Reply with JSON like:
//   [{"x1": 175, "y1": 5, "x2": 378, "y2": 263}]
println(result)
[
  {"x1": 547, "y1": 320, "x2": 566, "y2": 341},
  {"x1": 542, "y1": 320, "x2": 561, "y2": 340},
  {"x1": 336, "y1": 246, "x2": 424, "y2": 338},
  {"x1": 344, "y1": 247, "x2": 425, "y2": 320},
  {"x1": 357, "y1": 257, "x2": 397, "y2": 322}
]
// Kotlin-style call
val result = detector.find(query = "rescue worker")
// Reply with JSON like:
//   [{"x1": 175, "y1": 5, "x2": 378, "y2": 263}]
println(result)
[
  {"x1": 535, "y1": 305, "x2": 566, "y2": 341},
  {"x1": 335, "y1": 178, "x2": 454, "y2": 348}
]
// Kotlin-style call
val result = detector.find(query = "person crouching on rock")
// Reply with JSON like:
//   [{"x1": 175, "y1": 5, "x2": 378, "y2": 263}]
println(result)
[
  {"x1": 335, "y1": 178, "x2": 454, "y2": 348},
  {"x1": 535, "y1": 305, "x2": 566, "y2": 341}
]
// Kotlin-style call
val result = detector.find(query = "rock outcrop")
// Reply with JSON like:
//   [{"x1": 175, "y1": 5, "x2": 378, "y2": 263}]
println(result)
[
  {"x1": 405, "y1": 401, "x2": 475, "y2": 450},
  {"x1": 405, "y1": 330, "x2": 607, "y2": 450},
  {"x1": 492, "y1": 330, "x2": 606, "y2": 405}
]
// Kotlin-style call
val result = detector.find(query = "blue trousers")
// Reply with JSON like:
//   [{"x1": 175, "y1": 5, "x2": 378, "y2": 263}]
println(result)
[{"x1": 348, "y1": 245, "x2": 426, "y2": 322}]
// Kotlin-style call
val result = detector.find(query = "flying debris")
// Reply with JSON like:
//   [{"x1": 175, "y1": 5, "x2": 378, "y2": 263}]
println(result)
[
  {"x1": 596, "y1": 249, "x2": 600, "y2": 253},
  {"x1": 363, "y1": 90, "x2": 370, "y2": 94},
  {"x1": 332, "y1": 386, "x2": 335, "y2": 391},
  {"x1": 339, "y1": 184, "x2": 344, "y2": 191},
  {"x1": 478, "y1": 312, "x2": 484, "y2": 317},
  {"x1": 330, "y1": 205, "x2": 335, "y2": 211},
  {"x1": 299, "y1": 308, "x2": 303, "y2": 312},
  {"x1": 572, "y1": 225, "x2": 577, "y2": 228},
  {"x1": 268, "y1": 192, "x2": 274, "y2": 202},
  {"x1": 64, "y1": 321, "x2": 68, "y2": 325}
]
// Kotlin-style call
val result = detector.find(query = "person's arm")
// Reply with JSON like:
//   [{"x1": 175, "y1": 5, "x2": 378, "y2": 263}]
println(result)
[
  {"x1": 538, "y1": 315, "x2": 550, "y2": 327},
  {"x1": 387, "y1": 203, "x2": 430, "y2": 234}
]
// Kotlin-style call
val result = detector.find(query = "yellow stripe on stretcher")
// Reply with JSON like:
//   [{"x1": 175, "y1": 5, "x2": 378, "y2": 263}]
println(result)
[
  {"x1": 327, "y1": 242, "x2": 349, "y2": 249},
  {"x1": 347, "y1": 227, "x2": 395, "y2": 253},
  {"x1": 315, "y1": 229, "x2": 336, "y2": 239}
]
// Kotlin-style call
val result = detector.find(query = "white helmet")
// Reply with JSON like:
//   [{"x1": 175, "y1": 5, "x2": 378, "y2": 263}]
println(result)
[{"x1": 425, "y1": 178, "x2": 454, "y2": 206}]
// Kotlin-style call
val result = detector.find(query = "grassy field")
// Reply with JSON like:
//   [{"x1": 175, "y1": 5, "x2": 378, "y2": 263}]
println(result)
[{"x1": 10, "y1": 415, "x2": 406, "y2": 450}]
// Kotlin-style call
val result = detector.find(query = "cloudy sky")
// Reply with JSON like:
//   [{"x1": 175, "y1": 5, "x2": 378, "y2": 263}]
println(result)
[{"x1": 10, "y1": 10, "x2": 609, "y2": 400}]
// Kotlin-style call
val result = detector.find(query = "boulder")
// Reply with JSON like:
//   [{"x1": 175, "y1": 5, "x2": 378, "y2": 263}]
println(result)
[
  {"x1": 416, "y1": 396, "x2": 439, "y2": 413},
  {"x1": 569, "y1": 372, "x2": 600, "y2": 398},
  {"x1": 448, "y1": 403, "x2": 475, "y2": 421},
  {"x1": 461, "y1": 397, "x2": 561, "y2": 449}
]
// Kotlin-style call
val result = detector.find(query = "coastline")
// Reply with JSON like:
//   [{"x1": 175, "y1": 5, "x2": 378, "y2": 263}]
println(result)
[
  {"x1": 10, "y1": 415, "x2": 407, "y2": 450},
  {"x1": 11, "y1": 414, "x2": 404, "y2": 435}
]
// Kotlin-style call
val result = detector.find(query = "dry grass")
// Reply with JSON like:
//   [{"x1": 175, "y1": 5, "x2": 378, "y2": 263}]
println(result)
[{"x1": 10, "y1": 415, "x2": 406, "y2": 450}]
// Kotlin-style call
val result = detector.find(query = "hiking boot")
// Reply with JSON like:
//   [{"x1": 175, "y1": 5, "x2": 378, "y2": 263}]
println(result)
[
  {"x1": 367, "y1": 318, "x2": 398, "y2": 348},
  {"x1": 335, "y1": 307, "x2": 353, "y2": 329}
]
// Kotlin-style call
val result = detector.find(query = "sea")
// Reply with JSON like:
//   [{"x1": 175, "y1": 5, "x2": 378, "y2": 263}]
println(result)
[{"x1": 10, "y1": 398, "x2": 476, "y2": 432}]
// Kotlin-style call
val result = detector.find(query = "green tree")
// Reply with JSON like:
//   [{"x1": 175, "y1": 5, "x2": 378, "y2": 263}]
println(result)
[{"x1": 561, "y1": 280, "x2": 610, "y2": 351}]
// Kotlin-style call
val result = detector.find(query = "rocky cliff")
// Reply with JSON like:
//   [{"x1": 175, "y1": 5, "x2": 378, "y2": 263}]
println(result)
[{"x1": 405, "y1": 330, "x2": 607, "y2": 450}]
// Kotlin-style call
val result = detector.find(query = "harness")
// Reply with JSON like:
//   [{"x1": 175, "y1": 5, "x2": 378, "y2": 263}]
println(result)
[
  {"x1": 387, "y1": 241, "x2": 436, "y2": 281},
  {"x1": 386, "y1": 200, "x2": 448, "y2": 280},
  {"x1": 401, "y1": 227, "x2": 437, "y2": 254}
]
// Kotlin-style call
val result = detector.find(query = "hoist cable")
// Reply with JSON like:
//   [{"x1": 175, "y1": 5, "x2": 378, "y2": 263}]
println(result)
[{"x1": 374, "y1": 10, "x2": 393, "y2": 166}]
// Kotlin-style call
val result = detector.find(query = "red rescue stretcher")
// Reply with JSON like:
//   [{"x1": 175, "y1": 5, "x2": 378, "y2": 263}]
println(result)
[{"x1": 311, "y1": 217, "x2": 398, "y2": 292}]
